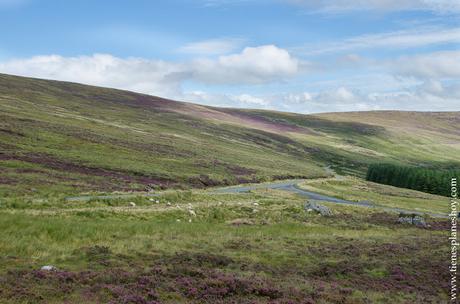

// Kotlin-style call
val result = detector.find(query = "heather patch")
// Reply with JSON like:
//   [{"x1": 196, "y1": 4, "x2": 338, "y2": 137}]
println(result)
[{"x1": 0, "y1": 244, "x2": 448, "y2": 303}]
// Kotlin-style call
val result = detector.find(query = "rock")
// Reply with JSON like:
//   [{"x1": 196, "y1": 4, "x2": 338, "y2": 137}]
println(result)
[
  {"x1": 398, "y1": 213, "x2": 427, "y2": 227},
  {"x1": 227, "y1": 218, "x2": 255, "y2": 226},
  {"x1": 413, "y1": 216, "x2": 427, "y2": 227},
  {"x1": 303, "y1": 201, "x2": 333, "y2": 217},
  {"x1": 129, "y1": 202, "x2": 136, "y2": 207},
  {"x1": 41, "y1": 265, "x2": 57, "y2": 271}
]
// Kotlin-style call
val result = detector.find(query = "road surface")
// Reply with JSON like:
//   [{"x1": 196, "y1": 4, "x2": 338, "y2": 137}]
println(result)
[
  {"x1": 65, "y1": 179, "x2": 448, "y2": 218},
  {"x1": 212, "y1": 180, "x2": 448, "y2": 218}
]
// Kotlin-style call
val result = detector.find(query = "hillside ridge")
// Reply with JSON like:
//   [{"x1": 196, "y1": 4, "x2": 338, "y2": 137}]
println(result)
[{"x1": 0, "y1": 73, "x2": 459, "y2": 196}]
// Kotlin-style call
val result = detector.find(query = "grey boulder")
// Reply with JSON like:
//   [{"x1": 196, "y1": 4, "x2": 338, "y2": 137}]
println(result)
[
  {"x1": 41, "y1": 265, "x2": 57, "y2": 271},
  {"x1": 398, "y1": 213, "x2": 427, "y2": 227},
  {"x1": 304, "y1": 201, "x2": 333, "y2": 217}
]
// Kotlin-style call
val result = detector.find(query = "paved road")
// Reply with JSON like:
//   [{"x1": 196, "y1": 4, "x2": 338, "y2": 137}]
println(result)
[
  {"x1": 65, "y1": 179, "x2": 448, "y2": 218},
  {"x1": 212, "y1": 180, "x2": 448, "y2": 218}
]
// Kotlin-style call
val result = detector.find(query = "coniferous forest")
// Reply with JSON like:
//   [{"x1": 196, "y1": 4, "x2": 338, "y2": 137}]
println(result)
[{"x1": 366, "y1": 163, "x2": 460, "y2": 197}]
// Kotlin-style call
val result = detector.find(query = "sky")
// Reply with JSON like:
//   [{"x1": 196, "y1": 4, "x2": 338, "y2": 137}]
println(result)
[{"x1": 0, "y1": 0, "x2": 459, "y2": 113}]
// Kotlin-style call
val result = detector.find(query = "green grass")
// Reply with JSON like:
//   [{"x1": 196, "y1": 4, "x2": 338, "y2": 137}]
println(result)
[
  {"x1": 298, "y1": 176, "x2": 449, "y2": 214},
  {"x1": 1, "y1": 73, "x2": 459, "y2": 196},
  {"x1": 0, "y1": 187, "x2": 449, "y2": 303},
  {"x1": 0, "y1": 73, "x2": 456, "y2": 303}
]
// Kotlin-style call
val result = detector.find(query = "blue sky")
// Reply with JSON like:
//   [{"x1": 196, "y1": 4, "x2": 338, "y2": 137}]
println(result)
[{"x1": 0, "y1": 0, "x2": 459, "y2": 113}]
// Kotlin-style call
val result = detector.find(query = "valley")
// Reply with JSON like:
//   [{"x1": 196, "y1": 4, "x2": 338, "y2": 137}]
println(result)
[{"x1": 0, "y1": 73, "x2": 456, "y2": 303}]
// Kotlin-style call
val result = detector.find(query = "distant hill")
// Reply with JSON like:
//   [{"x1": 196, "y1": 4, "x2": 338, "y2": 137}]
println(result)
[{"x1": 0, "y1": 73, "x2": 458, "y2": 196}]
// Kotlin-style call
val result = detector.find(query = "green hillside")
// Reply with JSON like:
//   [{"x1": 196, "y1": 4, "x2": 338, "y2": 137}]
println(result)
[
  {"x1": 0, "y1": 73, "x2": 453, "y2": 303},
  {"x1": 0, "y1": 73, "x2": 459, "y2": 196}
]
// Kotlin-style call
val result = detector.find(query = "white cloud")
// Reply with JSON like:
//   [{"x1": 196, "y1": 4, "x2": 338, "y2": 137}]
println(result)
[
  {"x1": 283, "y1": 92, "x2": 313, "y2": 104},
  {"x1": 294, "y1": 27, "x2": 460, "y2": 55},
  {"x1": 329, "y1": 87, "x2": 355, "y2": 101},
  {"x1": 234, "y1": 94, "x2": 269, "y2": 105},
  {"x1": 0, "y1": 54, "x2": 187, "y2": 97},
  {"x1": 0, "y1": 46, "x2": 301, "y2": 99},
  {"x1": 178, "y1": 38, "x2": 244, "y2": 55},
  {"x1": 0, "y1": 47, "x2": 458, "y2": 114},
  {"x1": 285, "y1": 0, "x2": 460, "y2": 14},
  {"x1": 392, "y1": 50, "x2": 460, "y2": 79},
  {"x1": 270, "y1": 81, "x2": 460, "y2": 113},
  {"x1": 183, "y1": 91, "x2": 273, "y2": 108},
  {"x1": 191, "y1": 45, "x2": 301, "y2": 84}
]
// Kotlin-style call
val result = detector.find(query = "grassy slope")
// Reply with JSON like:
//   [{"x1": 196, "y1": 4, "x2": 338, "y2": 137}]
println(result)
[
  {"x1": 1, "y1": 73, "x2": 459, "y2": 197},
  {"x1": 218, "y1": 109, "x2": 460, "y2": 169},
  {"x1": 0, "y1": 74, "x2": 454, "y2": 303},
  {"x1": 298, "y1": 176, "x2": 449, "y2": 214},
  {"x1": 0, "y1": 187, "x2": 449, "y2": 303}
]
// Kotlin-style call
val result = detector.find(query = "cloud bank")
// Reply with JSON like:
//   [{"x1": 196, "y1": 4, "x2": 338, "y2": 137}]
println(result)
[
  {"x1": 0, "y1": 44, "x2": 458, "y2": 113},
  {"x1": 0, "y1": 45, "x2": 301, "y2": 97}
]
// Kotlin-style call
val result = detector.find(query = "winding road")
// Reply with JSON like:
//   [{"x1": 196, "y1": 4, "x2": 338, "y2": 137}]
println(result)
[
  {"x1": 212, "y1": 180, "x2": 448, "y2": 218},
  {"x1": 65, "y1": 179, "x2": 448, "y2": 218}
]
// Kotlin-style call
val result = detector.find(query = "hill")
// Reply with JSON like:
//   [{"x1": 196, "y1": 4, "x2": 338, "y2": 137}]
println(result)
[
  {"x1": 0, "y1": 74, "x2": 452, "y2": 304},
  {"x1": 0, "y1": 73, "x2": 459, "y2": 196}
]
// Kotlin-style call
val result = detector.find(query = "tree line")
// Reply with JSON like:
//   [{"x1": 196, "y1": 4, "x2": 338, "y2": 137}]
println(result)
[{"x1": 366, "y1": 163, "x2": 460, "y2": 197}]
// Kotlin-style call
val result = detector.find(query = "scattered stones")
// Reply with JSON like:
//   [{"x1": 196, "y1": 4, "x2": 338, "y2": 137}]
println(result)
[
  {"x1": 128, "y1": 202, "x2": 136, "y2": 207},
  {"x1": 304, "y1": 201, "x2": 333, "y2": 217},
  {"x1": 40, "y1": 265, "x2": 57, "y2": 271},
  {"x1": 398, "y1": 213, "x2": 427, "y2": 227}
]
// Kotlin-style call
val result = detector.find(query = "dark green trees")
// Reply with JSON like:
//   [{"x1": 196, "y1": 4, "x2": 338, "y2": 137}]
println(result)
[{"x1": 366, "y1": 163, "x2": 460, "y2": 197}]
